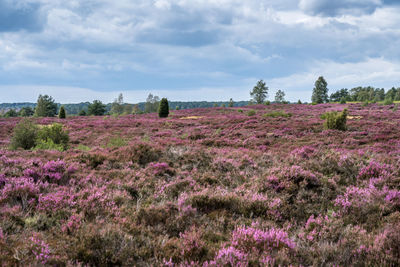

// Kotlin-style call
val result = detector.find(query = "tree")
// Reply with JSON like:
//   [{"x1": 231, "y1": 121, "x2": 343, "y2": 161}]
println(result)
[
  {"x1": 88, "y1": 100, "x2": 106, "y2": 116},
  {"x1": 145, "y1": 93, "x2": 160, "y2": 113},
  {"x1": 158, "y1": 98, "x2": 169, "y2": 118},
  {"x1": 111, "y1": 93, "x2": 124, "y2": 115},
  {"x1": 123, "y1": 104, "x2": 133, "y2": 115},
  {"x1": 275, "y1": 90, "x2": 286, "y2": 103},
  {"x1": 132, "y1": 104, "x2": 140, "y2": 114},
  {"x1": 59, "y1": 106, "x2": 66, "y2": 119},
  {"x1": 311, "y1": 76, "x2": 329, "y2": 104},
  {"x1": 250, "y1": 80, "x2": 268, "y2": 104},
  {"x1": 4, "y1": 109, "x2": 18, "y2": 118},
  {"x1": 228, "y1": 98, "x2": 234, "y2": 107},
  {"x1": 330, "y1": 88, "x2": 349, "y2": 102},
  {"x1": 34, "y1": 95, "x2": 57, "y2": 117},
  {"x1": 19, "y1": 107, "x2": 34, "y2": 117}
]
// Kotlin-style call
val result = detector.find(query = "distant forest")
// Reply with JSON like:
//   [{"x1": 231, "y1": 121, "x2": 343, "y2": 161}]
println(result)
[{"x1": 0, "y1": 101, "x2": 251, "y2": 115}]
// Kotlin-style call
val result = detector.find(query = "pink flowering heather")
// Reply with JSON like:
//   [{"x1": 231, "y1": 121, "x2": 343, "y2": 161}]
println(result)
[
  {"x1": 231, "y1": 226, "x2": 296, "y2": 252},
  {"x1": 0, "y1": 103, "x2": 400, "y2": 265},
  {"x1": 30, "y1": 234, "x2": 51, "y2": 265}
]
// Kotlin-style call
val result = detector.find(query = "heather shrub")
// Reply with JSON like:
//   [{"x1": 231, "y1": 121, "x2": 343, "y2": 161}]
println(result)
[
  {"x1": 377, "y1": 223, "x2": 400, "y2": 265},
  {"x1": 334, "y1": 186, "x2": 385, "y2": 228},
  {"x1": 72, "y1": 225, "x2": 139, "y2": 266},
  {"x1": 189, "y1": 193, "x2": 242, "y2": 214},
  {"x1": 179, "y1": 227, "x2": 209, "y2": 262},
  {"x1": 207, "y1": 226, "x2": 296, "y2": 266},
  {"x1": 0, "y1": 177, "x2": 39, "y2": 210},
  {"x1": 79, "y1": 153, "x2": 106, "y2": 169},
  {"x1": 10, "y1": 119, "x2": 39, "y2": 150},
  {"x1": 323, "y1": 108, "x2": 347, "y2": 131},
  {"x1": 130, "y1": 143, "x2": 161, "y2": 166},
  {"x1": 24, "y1": 214, "x2": 58, "y2": 231},
  {"x1": 307, "y1": 151, "x2": 362, "y2": 185}
]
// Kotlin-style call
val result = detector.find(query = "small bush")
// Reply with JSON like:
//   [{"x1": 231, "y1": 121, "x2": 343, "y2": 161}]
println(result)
[
  {"x1": 10, "y1": 119, "x2": 39, "y2": 150},
  {"x1": 78, "y1": 110, "x2": 87, "y2": 116},
  {"x1": 384, "y1": 97, "x2": 393, "y2": 105},
  {"x1": 263, "y1": 110, "x2": 292, "y2": 118},
  {"x1": 323, "y1": 109, "x2": 347, "y2": 131},
  {"x1": 35, "y1": 139, "x2": 65, "y2": 151},
  {"x1": 340, "y1": 97, "x2": 346, "y2": 104},
  {"x1": 130, "y1": 143, "x2": 160, "y2": 166},
  {"x1": 237, "y1": 109, "x2": 243, "y2": 113},
  {"x1": 264, "y1": 100, "x2": 271, "y2": 105},
  {"x1": 362, "y1": 101, "x2": 369, "y2": 107},
  {"x1": 247, "y1": 110, "x2": 256, "y2": 116},
  {"x1": 37, "y1": 123, "x2": 69, "y2": 150}
]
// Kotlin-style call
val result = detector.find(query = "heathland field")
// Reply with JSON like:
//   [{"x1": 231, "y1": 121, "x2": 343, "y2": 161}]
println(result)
[{"x1": 1, "y1": 103, "x2": 400, "y2": 266}]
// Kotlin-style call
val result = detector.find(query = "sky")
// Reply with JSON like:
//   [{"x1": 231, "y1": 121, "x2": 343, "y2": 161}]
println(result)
[{"x1": 0, "y1": 0, "x2": 400, "y2": 103}]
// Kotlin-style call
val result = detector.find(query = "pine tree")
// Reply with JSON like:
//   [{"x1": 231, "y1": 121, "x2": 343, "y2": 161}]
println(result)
[
  {"x1": 228, "y1": 98, "x2": 234, "y2": 107},
  {"x1": 34, "y1": 95, "x2": 57, "y2": 117},
  {"x1": 158, "y1": 98, "x2": 169, "y2": 118},
  {"x1": 311, "y1": 76, "x2": 329, "y2": 104},
  {"x1": 88, "y1": 100, "x2": 106, "y2": 116},
  {"x1": 250, "y1": 80, "x2": 268, "y2": 104},
  {"x1": 59, "y1": 106, "x2": 66, "y2": 119}
]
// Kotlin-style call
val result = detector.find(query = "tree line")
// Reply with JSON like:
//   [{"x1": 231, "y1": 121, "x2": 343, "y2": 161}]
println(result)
[
  {"x1": 2, "y1": 77, "x2": 399, "y2": 118},
  {"x1": 249, "y1": 76, "x2": 400, "y2": 105}
]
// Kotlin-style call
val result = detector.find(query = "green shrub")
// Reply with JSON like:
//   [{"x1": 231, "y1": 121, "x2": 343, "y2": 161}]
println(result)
[
  {"x1": 361, "y1": 101, "x2": 369, "y2": 107},
  {"x1": 37, "y1": 123, "x2": 69, "y2": 150},
  {"x1": 247, "y1": 110, "x2": 256, "y2": 116},
  {"x1": 78, "y1": 110, "x2": 87, "y2": 116},
  {"x1": 35, "y1": 139, "x2": 65, "y2": 151},
  {"x1": 10, "y1": 119, "x2": 39, "y2": 150},
  {"x1": 263, "y1": 110, "x2": 292, "y2": 118},
  {"x1": 323, "y1": 109, "x2": 348, "y2": 131},
  {"x1": 237, "y1": 109, "x2": 243, "y2": 113},
  {"x1": 297, "y1": 100, "x2": 302, "y2": 104},
  {"x1": 264, "y1": 100, "x2": 271, "y2": 105},
  {"x1": 384, "y1": 97, "x2": 393, "y2": 105},
  {"x1": 158, "y1": 98, "x2": 169, "y2": 118},
  {"x1": 58, "y1": 106, "x2": 66, "y2": 119},
  {"x1": 340, "y1": 97, "x2": 346, "y2": 104}
]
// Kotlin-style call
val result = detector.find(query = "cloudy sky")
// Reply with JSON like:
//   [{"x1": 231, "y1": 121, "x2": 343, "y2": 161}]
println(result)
[{"x1": 0, "y1": 0, "x2": 400, "y2": 103}]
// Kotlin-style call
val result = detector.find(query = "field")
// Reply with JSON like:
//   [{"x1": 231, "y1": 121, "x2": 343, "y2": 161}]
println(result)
[{"x1": 1, "y1": 103, "x2": 400, "y2": 266}]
